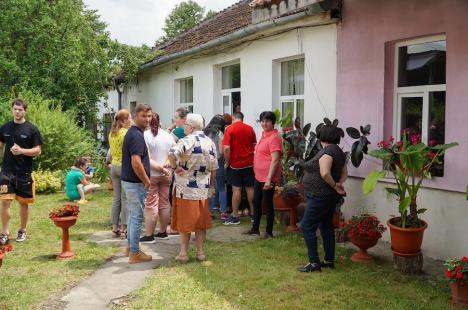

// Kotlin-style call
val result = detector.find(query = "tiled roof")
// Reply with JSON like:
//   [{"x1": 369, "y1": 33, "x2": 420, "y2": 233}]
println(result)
[
  {"x1": 249, "y1": 0, "x2": 283, "y2": 8},
  {"x1": 157, "y1": 0, "x2": 252, "y2": 58}
]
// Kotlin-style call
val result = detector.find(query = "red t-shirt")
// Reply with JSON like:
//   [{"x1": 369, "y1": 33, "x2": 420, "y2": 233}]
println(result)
[
  {"x1": 254, "y1": 129, "x2": 283, "y2": 183},
  {"x1": 223, "y1": 121, "x2": 257, "y2": 169}
]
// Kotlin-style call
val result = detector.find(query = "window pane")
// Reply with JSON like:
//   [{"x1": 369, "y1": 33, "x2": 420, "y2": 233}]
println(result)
[
  {"x1": 281, "y1": 59, "x2": 304, "y2": 96},
  {"x1": 281, "y1": 101, "x2": 294, "y2": 121},
  {"x1": 398, "y1": 40, "x2": 446, "y2": 87},
  {"x1": 187, "y1": 105, "x2": 194, "y2": 113},
  {"x1": 222, "y1": 64, "x2": 240, "y2": 89},
  {"x1": 400, "y1": 97, "x2": 423, "y2": 138},
  {"x1": 428, "y1": 91, "x2": 446, "y2": 177},
  {"x1": 296, "y1": 99, "x2": 304, "y2": 128},
  {"x1": 223, "y1": 95, "x2": 230, "y2": 114},
  {"x1": 180, "y1": 78, "x2": 193, "y2": 103}
]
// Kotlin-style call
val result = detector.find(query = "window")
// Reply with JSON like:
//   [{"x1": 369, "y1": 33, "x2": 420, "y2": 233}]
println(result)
[
  {"x1": 221, "y1": 63, "x2": 241, "y2": 114},
  {"x1": 395, "y1": 37, "x2": 446, "y2": 175},
  {"x1": 280, "y1": 58, "x2": 304, "y2": 126},
  {"x1": 130, "y1": 101, "x2": 137, "y2": 115},
  {"x1": 178, "y1": 77, "x2": 193, "y2": 112},
  {"x1": 102, "y1": 112, "x2": 115, "y2": 149},
  {"x1": 222, "y1": 64, "x2": 240, "y2": 90}
]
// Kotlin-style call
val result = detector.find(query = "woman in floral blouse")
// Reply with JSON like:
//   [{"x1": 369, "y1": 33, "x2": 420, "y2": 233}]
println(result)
[{"x1": 166, "y1": 113, "x2": 218, "y2": 263}]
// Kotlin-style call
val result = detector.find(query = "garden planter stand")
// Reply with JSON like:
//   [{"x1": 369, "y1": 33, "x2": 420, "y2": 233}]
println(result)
[
  {"x1": 52, "y1": 216, "x2": 77, "y2": 260},
  {"x1": 273, "y1": 194, "x2": 300, "y2": 232},
  {"x1": 0, "y1": 253, "x2": 3, "y2": 269},
  {"x1": 388, "y1": 218, "x2": 427, "y2": 274},
  {"x1": 350, "y1": 236, "x2": 379, "y2": 263},
  {"x1": 451, "y1": 282, "x2": 468, "y2": 307}
]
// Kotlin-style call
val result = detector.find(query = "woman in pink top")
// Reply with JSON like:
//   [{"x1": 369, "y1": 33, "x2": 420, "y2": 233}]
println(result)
[{"x1": 246, "y1": 111, "x2": 282, "y2": 239}]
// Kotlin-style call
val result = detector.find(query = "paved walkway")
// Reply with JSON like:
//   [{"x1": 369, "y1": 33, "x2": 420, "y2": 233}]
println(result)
[{"x1": 41, "y1": 226, "x2": 444, "y2": 309}]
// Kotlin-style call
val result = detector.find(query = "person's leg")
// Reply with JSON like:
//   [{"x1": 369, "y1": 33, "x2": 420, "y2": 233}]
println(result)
[
  {"x1": 263, "y1": 186, "x2": 275, "y2": 236},
  {"x1": 319, "y1": 198, "x2": 338, "y2": 263},
  {"x1": 251, "y1": 180, "x2": 263, "y2": 232},
  {"x1": 157, "y1": 176, "x2": 171, "y2": 233},
  {"x1": 231, "y1": 186, "x2": 242, "y2": 218},
  {"x1": 120, "y1": 179, "x2": 128, "y2": 233},
  {"x1": 77, "y1": 184, "x2": 85, "y2": 201},
  {"x1": 195, "y1": 229, "x2": 206, "y2": 258},
  {"x1": 110, "y1": 165, "x2": 122, "y2": 232},
  {"x1": 1, "y1": 199, "x2": 12, "y2": 235},
  {"x1": 217, "y1": 158, "x2": 227, "y2": 215},
  {"x1": 245, "y1": 186, "x2": 254, "y2": 216},
  {"x1": 123, "y1": 182, "x2": 146, "y2": 255},
  {"x1": 143, "y1": 177, "x2": 159, "y2": 238},
  {"x1": 244, "y1": 167, "x2": 255, "y2": 216},
  {"x1": 178, "y1": 232, "x2": 190, "y2": 257},
  {"x1": 18, "y1": 203, "x2": 28, "y2": 232}
]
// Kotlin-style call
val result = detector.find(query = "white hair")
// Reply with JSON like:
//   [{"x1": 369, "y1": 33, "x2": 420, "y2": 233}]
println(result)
[{"x1": 185, "y1": 113, "x2": 204, "y2": 130}]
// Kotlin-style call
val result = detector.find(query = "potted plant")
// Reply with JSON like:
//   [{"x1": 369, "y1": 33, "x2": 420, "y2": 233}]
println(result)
[
  {"x1": 363, "y1": 130, "x2": 458, "y2": 270},
  {"x1": 49, "y1": 202, "x2": 80, "y2": 260},
  {"x1": 0, "y1": 243, "x2": 13, "y2": 269},
  {"x1": 344, "y1": 214, "x2": 386, "y2": 263},
  {"x1": 444, "y1": 256, "x2": 468, "y2": 307}
]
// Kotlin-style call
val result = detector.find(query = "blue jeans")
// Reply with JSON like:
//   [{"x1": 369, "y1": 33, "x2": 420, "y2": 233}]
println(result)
[
  {"x1": 122, "y1": 181, "x2": 147, "y2": 255},
  {"x1": 300, "y1": 192, "x2": 338, "y2": 264},
  {"x1": 209, "y1": 158, "x2": 227, "y2": 214}
]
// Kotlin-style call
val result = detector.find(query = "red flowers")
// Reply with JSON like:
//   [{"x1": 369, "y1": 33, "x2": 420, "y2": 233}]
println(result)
[
  {"x1": 49, "y1": 202, "x2": 80, "y2": 219},
  {"x1": 0, "y1": 243, "x2": 13, "y2": 255},
  {"x1": 445, "y1": 257, "x2": 468, "y2": 284},
  {"x1": 344, "y1": 214, "x2": 386, "y2": 238}
]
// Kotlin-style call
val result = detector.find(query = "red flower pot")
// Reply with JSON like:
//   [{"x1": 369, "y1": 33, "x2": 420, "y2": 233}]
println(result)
[
  {"x1": 273, "y1": 193, "x2": 300, "y2": 232},
  {"x1": 350, "y1": 236, "x2": 380, "y2": 263},
  {"x1": 451, "y1": 281, "x2": 468, "y2": 307},
  {"x1": 52, "y1": 216, "x2": 77, "y2": 260},
  {"x1": 0, "y1": 252, "x2": 4, "y2": 269},
  {"x1": 387, "y1": 218, "x2": 428, "y2": 256}
]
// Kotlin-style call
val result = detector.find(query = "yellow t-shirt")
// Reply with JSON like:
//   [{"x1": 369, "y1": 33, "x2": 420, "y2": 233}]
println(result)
[{"x1": 109, "y1": 128, "x2": 128, "y2": 166}]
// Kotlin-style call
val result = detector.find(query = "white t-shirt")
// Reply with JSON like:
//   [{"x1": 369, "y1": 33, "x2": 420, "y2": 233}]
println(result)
[{"x1": 144, "y1": 129, "x2": 176, "y2": 177}]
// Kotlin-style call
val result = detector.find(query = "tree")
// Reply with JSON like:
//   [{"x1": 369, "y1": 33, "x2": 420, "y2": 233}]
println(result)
[
  {"x1": 205, "y1": 9, "x2": 218, "y2": 19},
  {"x1": 0, "y1": 0, "x2": 114, "y2": 125},
  {"x1": 162, "y1": 1, "x2": 205, "y2": 41}
]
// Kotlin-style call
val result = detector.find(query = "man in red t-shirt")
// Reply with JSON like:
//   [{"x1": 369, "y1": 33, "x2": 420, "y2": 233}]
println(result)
[{"x1": 223, "y1": 112, "x2": 257, "y2": 225}]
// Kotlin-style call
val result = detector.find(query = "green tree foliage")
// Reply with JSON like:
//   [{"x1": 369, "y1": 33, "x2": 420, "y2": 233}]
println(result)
[
  {"x1": 0, "y1": 90, "x2": 97, "y2": 172},
  {"x1": 205, "y1": 9, "x2": 218, "y2": 19},
  {"x1": 0, "y1": 0, "x2": 114, "y2": 125},
  {"x1": 162, "y1": 1, "x2": 206, "y2": 41}
]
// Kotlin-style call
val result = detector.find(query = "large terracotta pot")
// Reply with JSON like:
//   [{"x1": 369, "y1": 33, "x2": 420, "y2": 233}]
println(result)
[
  {"x1": 273, "y1": 193, "x2": 300, "y2": 232},
  {"x1": 350, "y1": 236, "x2": 380, "y2": 263},
  {"x1": 451, "y1": 281, "x2": 468, "y2": 307},
  {"x1": 387, "y1": 217, "x2": 428, "y2": 256},
  {"x1": 52, "y1": 216, "x2": 77, "y2": 260},
  {"x1": 0, "y1": 252, "x2": 4, "y2": 269}
]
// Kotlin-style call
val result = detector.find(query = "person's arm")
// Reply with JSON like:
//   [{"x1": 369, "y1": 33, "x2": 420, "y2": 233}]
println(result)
[
  {"x1": 319, "y1": 154, "x2": 345, "y2": 195},
  {"x1": 264, "y1": 151, "x2": 280, "y2": 189},
  {"x1": 218, "y1": 137, "x2": 224, "y2": 159},
  {"x1": 10, "y1": 145, "x2": 41, "y2": 157},
  {"x1": 0, "y1": 141, "x2": 4, "y2": 162},
  {"x1": 131, "y1": 154, "x2": 151, "y2": 188},
  {"x1": 223, "y1": 146, "x2": 230, "y2": 168}
]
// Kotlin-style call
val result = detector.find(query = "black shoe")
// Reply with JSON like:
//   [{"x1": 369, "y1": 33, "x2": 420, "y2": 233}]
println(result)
[
  {"x1": 242, "y1": 229, "x2": 260, "y2": 236},
  {"x1": 297, "y1": 263, "x2": 322, "y2": 273},
  {"x1": 139, "y1": 235, "x2": 155, "y2": 243},
  {"x1": 321, "y1": 261, "x2": 335, "y2": 269},
  {"x1": 154, "y1": 232, "x2": 169, "y2": 240}
]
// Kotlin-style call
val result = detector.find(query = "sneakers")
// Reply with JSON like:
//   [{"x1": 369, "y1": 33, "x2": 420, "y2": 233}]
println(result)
[
  {"x1": 297, "y1": 262, "x2": 322, "y2": 273},
  {"x1": 16, "y1": 230, "x2": 26, "y2": 242},
  {"x1": 220, "y1": 213, "x2": 229, "y2": 221},
  {"x1": 242, "y1": 229, "x2": 260, "y2": 236},
  {"x1": 250, "y1": 216, "x2": 254, "y2": 223},
  {"x1": 223, "y1": 216, "x2": 240, "y2": 225},
  {"x1": 0, "y1": 233, "x2": 9, "y2": 245},
  {"x1": 154, "y1": 232, "x2": 169, "y2": 240},
  {"x1": 139, "y1": 235, "x2": 155, "y2": 243},
  {"x1": 129, "y1": 250, "x2": 152, "y2": 264}
]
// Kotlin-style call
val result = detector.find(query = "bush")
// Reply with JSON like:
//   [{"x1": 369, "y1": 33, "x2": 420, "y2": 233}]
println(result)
[
  {"x1": 0, "y1": 90, "x2": 98, "y2": 171},
  {"x1": 33, "y1": 169, "x2": 63, "y2": 193},
  {"x1": 89, "y1": 155, "x2": 109, "y2": 183}
]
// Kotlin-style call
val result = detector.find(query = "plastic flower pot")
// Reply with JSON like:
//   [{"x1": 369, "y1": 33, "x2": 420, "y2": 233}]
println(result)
[
  {"x1": 349, "y1": 236, "x2": 380, "y2": 263},
  {"x1": 0, "y1": 252, "x2": 4, "y2": 269},
  {"x1": 273, "y1": 193, "x2": 300, "y2": 232},
  {"x1": 387, "y1": 218, "x2": 428, "y2": 256},
  {"x1": 451, "y1": 281, "x2": 468, "y2": 307},
  {"x1": 51, "y1": 216, "x2": 77, "y2": 260}
]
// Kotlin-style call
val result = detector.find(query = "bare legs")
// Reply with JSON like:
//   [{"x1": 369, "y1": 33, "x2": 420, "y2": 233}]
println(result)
[
  {"x1": 177, "y1": 230, "x2": 206, "y2": 259},
  {"x1": 1, "y1": 200, "x2": 28, "y2": 234},
  {"x1": 231, "y1": 186, "x2": 254, "y2": 217}
]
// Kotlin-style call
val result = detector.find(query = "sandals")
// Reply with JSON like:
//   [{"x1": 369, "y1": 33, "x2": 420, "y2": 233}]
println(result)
[
  {"x1": 120, "y1": 230, "x2": 127, "y2": 240},
  {"x1": 175, "y1": 254, "x2": 190, "y2": 263},
  {"x1": 196, "y1": 253, "x2": 206, "y2": 261},
  {"x1": 112, "y1": 230, "x2": 121, "y2": 238}
]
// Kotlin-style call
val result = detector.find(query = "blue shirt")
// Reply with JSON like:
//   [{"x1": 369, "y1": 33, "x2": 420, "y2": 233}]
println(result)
[{"x1": 121, "y1": 126, "x2": 150, "y2": 183}]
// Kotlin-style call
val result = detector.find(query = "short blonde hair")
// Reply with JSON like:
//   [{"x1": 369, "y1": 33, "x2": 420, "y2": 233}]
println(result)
[{"x1": 185, "y1": 113, "x2": 204, "y2": 130}]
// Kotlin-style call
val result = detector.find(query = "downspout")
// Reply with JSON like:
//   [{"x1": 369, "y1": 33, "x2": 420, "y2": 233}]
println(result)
[{"x1": 140, "y1": 2, "x2": 333, "y2": 72}]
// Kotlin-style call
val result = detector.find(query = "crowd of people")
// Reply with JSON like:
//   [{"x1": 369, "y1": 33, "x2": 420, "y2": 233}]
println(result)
[{"x1": 0, "y1": 98, "x2": 348, "y2": 272}]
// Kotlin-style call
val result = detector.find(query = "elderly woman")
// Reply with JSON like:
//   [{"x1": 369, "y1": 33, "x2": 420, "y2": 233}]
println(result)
[
  {"x1": 166, "y1": 113, "x2": 218, "y2": 262},
  {"x1": 245, "y1": 111, "x2": 282, "y2": 239},
  {"x1": 298, "y1": 123, "x2": 347, "y2": 272},
  {"x1": 108, "y1": 109, "x2": 132, "y2": 238}
]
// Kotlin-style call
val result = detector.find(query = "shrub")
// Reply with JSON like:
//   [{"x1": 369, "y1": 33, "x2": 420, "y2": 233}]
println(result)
[
  {"x1": 0, "y1": 90, "x2": 98, "y2": 171},
  {"x1": 33, "y1": 170, "x2": 63, "y2": 194}
]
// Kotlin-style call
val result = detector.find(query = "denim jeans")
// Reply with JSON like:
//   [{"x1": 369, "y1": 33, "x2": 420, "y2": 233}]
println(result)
[
  {"x1": 300, "y1": 192, "x2": 338, "y2": 264},
  {"x1": 122, "y1": 181, "x2": 147, "y2": 255},
  {"x1": 209, "y1": 157, "x2": 227, "y2": 214}
]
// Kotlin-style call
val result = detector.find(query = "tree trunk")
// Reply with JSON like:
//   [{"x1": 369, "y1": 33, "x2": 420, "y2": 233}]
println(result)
[{"x1": 393, "y1": 253, "x2": 423, "y2": 274}]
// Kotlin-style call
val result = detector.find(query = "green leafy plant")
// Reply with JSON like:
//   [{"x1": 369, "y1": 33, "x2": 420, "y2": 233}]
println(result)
[
  {"x1": 33, "y1": 169, "x2": 63, "y2": 194},
  {"x1": 363, "y1": 130, "x2": 458, "y2": 228},
  {"x1": 346, "y1": 125, "x2": 371, "y2": 167},
  {"x1": 49, "y1": 202, "x2": 80, "y2": 219},
  {"x1": 445, "y1": 257, "x2": 468, "y2": 284}
]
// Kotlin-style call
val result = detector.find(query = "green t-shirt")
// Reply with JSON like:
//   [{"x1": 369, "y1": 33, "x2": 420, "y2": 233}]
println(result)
[
  {"x1": 172, "y1": 127, "x2": 185, "y2": 139},
  {"x1": 65, "y1": 169, "x2": 84, "y2": 201}
]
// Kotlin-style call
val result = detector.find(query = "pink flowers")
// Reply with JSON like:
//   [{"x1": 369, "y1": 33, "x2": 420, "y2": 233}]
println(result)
[{"x1": 410, "y1": 134, "x2": 422, "y2": 145}]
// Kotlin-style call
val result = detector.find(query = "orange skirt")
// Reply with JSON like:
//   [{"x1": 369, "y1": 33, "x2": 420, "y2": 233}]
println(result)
[{"x1": 172, "y1": 196, "x2": 212, "y2": 233}]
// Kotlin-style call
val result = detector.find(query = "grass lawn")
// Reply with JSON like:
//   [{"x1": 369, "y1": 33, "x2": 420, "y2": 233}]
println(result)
[
  {"x1": 0, "y1": 188, "x2": 119, "y2": 309},
  {"x1": 124, "y1": 225, "x2": 452, "y2": 310}
]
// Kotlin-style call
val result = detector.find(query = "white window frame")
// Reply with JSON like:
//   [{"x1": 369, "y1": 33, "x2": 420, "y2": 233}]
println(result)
[
  {"x1": 279, "y1": 57, "x2": 305, "y2": 125},
  {"x1": 221, "y1": 63, "x2": 241, "y2": 114},
  {"x1": 393, "y1": 35, "x2": 446, "y2": 144},
  {"x1": 175, "y1": 77, "x2": 194, "y2": 112}
]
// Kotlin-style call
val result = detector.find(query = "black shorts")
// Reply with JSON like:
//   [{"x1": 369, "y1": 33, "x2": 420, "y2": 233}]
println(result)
[
  {"x1": 0, "y1": 172, "x2": 35, "y2": 203},
  {"x1": 226, "y1": 167, "x2": 255, "y2": 188}
]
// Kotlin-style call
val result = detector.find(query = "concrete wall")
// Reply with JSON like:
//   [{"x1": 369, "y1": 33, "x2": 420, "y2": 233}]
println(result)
[
  {"x1": 336, "y1": 0, "x2": 468, "y2": 258},
  {"x1": 118, "y1": 22, "x2": 337, "y2": 135}
]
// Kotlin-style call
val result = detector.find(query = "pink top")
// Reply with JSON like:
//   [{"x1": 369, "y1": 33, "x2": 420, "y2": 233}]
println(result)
[{"x1": 253, "y1": 129, "x2": 283, "y2": 183}]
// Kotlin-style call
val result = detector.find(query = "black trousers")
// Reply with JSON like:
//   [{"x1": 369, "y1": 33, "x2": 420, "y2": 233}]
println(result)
[{"x1": 252, "y1": 180, "x2": 275, "y2": 235}]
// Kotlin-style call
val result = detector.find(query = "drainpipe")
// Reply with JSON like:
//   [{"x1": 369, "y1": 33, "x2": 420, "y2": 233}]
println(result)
[{"x1": 140, "y1": 1, "x2": 335, "y2": 71}]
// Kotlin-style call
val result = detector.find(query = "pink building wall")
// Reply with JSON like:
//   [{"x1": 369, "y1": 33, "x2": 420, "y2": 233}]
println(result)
[{"x1": 336, "y1": 0, "x2": 468, "y2": 192}]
